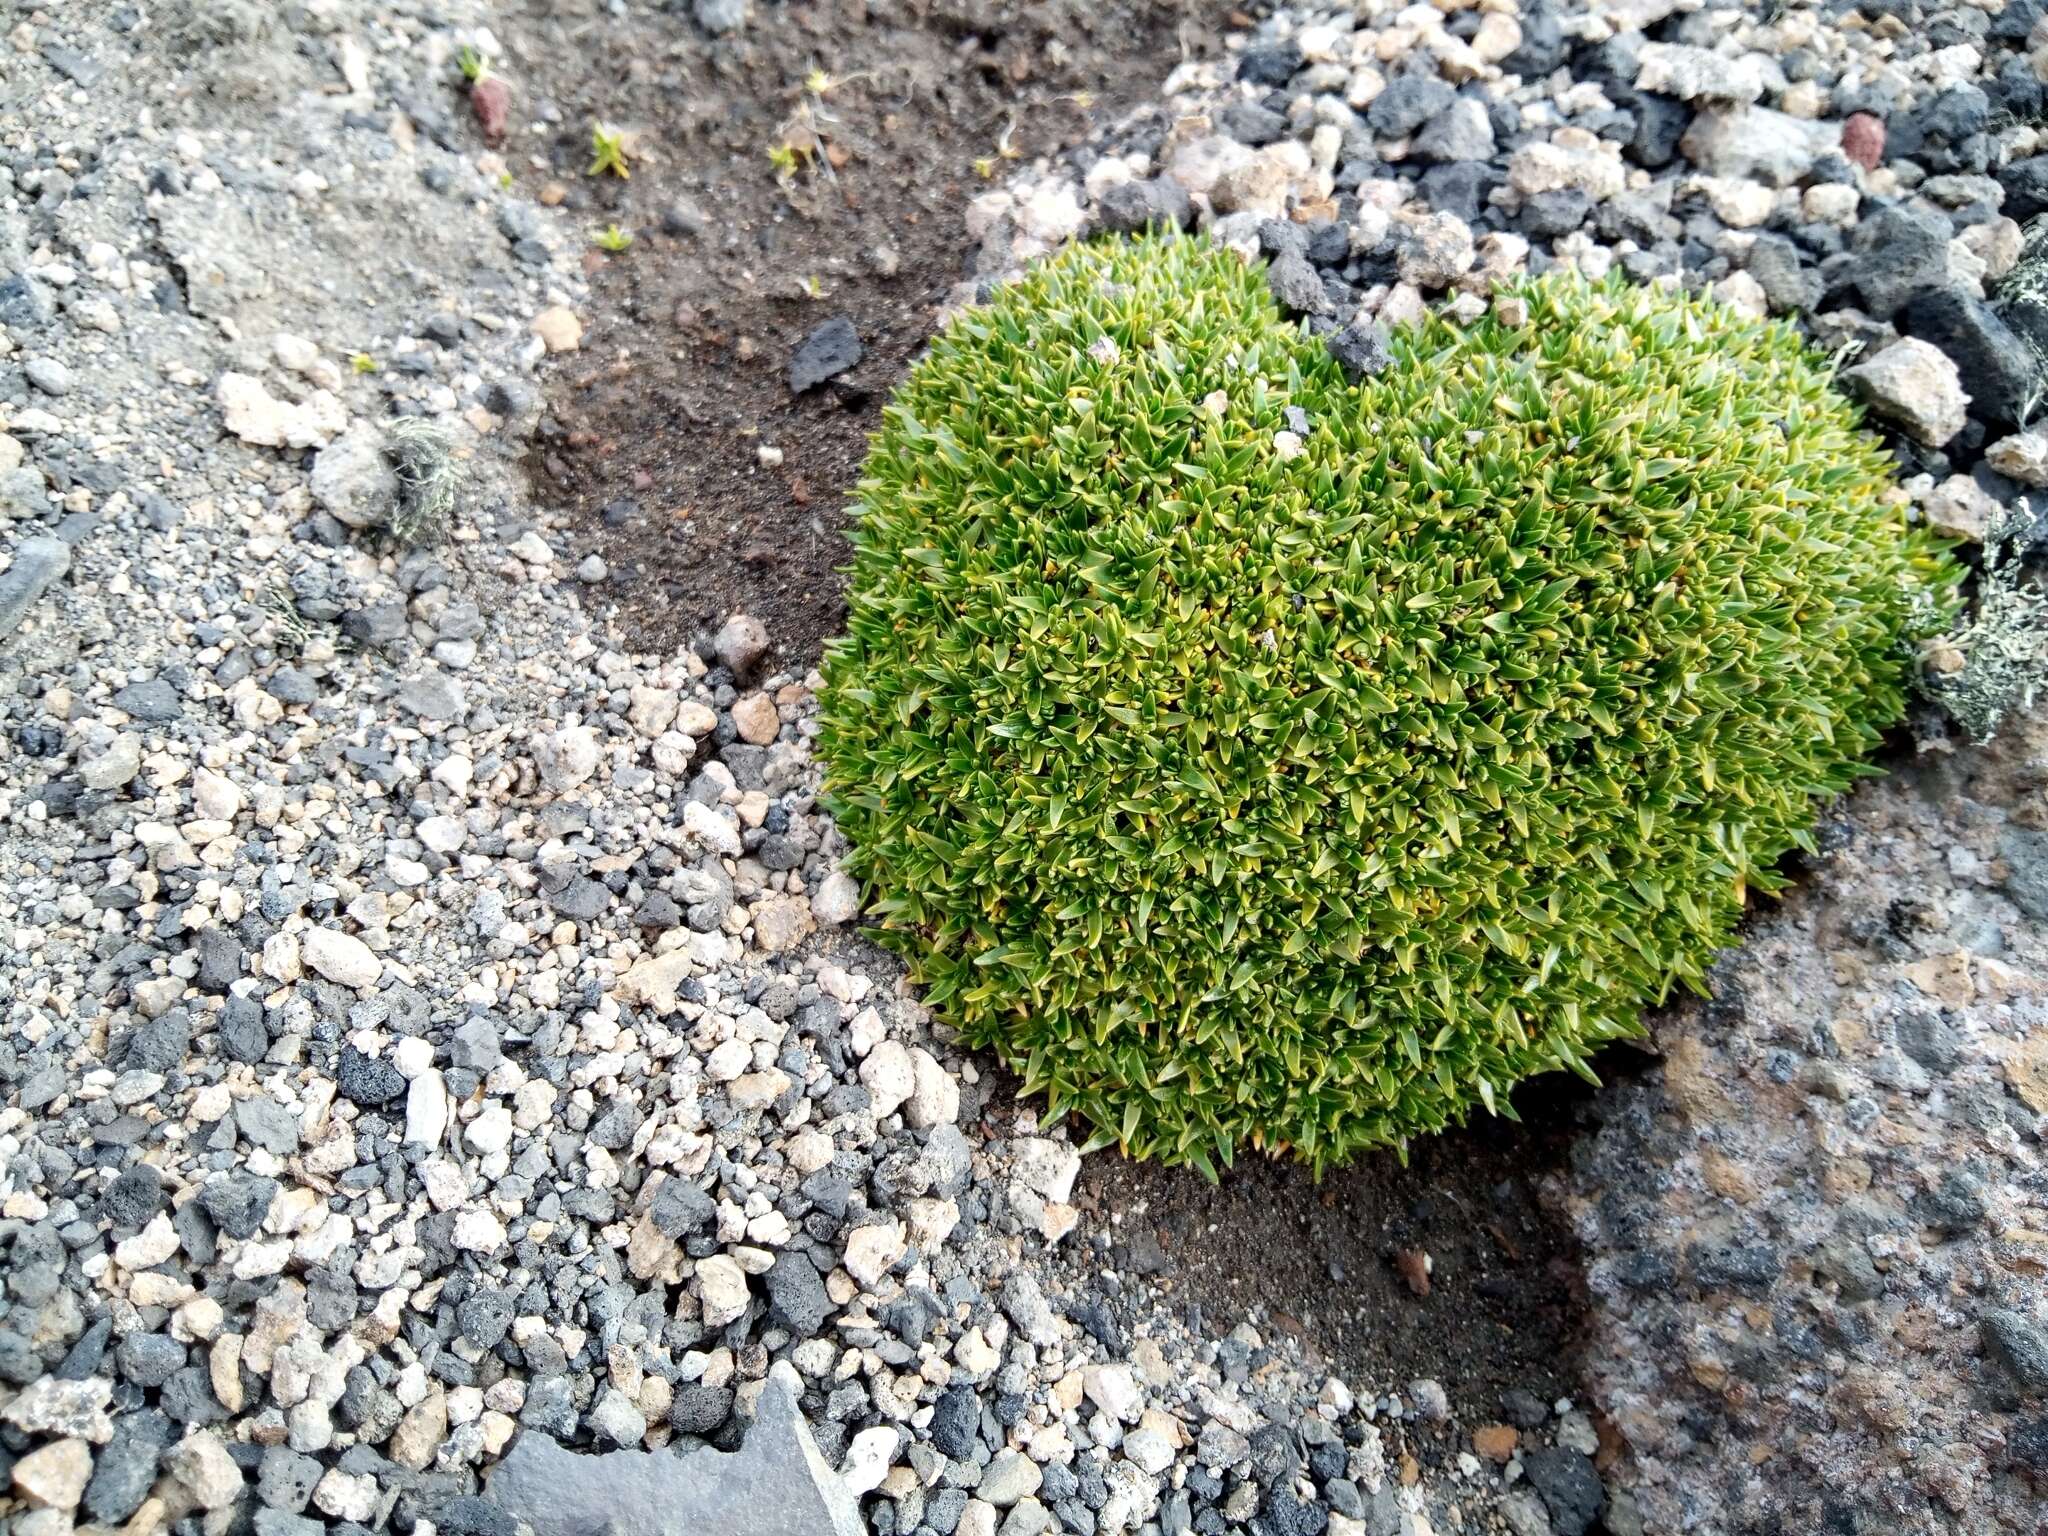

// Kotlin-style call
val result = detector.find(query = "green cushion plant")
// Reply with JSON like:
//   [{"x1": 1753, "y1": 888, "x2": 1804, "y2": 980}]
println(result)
[{"x1": 818, "y1": 231, "x2": 1956, "y2": 1175}]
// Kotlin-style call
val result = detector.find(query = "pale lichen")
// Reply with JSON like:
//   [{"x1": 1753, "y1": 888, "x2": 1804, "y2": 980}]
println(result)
[
  {"x1": 1924, "y1": 505, "x2": 2048, "y2": 744},
  {"x1": 385, "y1": 417, "x2": 464, "y2": 549}
]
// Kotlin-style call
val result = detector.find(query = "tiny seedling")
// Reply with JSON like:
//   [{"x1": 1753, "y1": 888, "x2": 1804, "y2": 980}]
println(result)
[
  {"x1": 797, "y1": 274, "x2": 824, "y2": 299},
  {"x1": 457, "y1": 45, "x2": 490, "y2": 83},
  {"x1": 767, "y1": 142, "x2": 800, "y2": 179},
  {"x1": 802, "y1": 66, "x2": 873, "y2": 99},
  {"x1": 973, "y1": 115, "x2": 1023, "y2": 180},
  {"x1": 593, "y1": 223, "x2": 633, "y2": 252},
  {"x1": 350, "y1": 352, "x2": 379, "y2": 374},
  {"x1": 588, "y1": 123, "x2": 630, "y2": 179}
]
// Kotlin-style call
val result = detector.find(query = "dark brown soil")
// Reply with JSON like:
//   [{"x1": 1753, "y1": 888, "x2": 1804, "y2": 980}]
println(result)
[
  {"x1": 1057, "y1": 1053, "x2": 1644, "y2": 1414},
  {"x1": 507, "y1": 0, "x2": 1220, "y2": 671}
]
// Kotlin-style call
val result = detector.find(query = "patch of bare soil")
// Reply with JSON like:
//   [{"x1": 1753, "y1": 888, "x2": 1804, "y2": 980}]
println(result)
[
  {"x1": 510, "y1": 0, "x2": 1219, "y2": 669},
  {"x1": 1060, "y1": 1064, "x2": 1629, "y2": 1416}
]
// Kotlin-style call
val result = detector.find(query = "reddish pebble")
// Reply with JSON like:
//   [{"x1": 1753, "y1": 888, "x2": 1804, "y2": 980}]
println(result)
[
  {"x1": 1473, "y1": 1425, "x2": 1520, "y2": 1463},
  {"x1": 1394, "y1": 1246, "x2": 1433, "y2": 1298},
  {"x1": 471, "y1": 76, "x2": 512, "y2": 145},
  {"x1": 1841, "y1": 112, "x2": 1884, "y2": 171}
]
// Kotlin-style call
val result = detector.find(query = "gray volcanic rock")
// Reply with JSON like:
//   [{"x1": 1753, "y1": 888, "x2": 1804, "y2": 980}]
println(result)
[{"x1": 484, "y1": 1363, "x2": 863, "y2": 1536}]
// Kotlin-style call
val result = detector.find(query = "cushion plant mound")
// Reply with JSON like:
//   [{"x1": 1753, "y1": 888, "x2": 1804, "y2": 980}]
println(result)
[{"x1": 818, "y1": 232, "x2": 1955, "y2": 1175}]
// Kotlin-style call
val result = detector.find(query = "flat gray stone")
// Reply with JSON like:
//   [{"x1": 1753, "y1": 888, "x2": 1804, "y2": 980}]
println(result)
[
  {"x1": 0, "y1": 535, "x2": 69, "y2": 640},
  {"x1": 485, "y1": 1362, "x2": 862, "y2": 1536}
]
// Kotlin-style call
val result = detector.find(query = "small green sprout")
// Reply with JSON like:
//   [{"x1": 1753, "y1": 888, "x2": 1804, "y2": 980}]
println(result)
[
  {"x1": 767, "y1": 142, "x2": 800, "y2": 179},
  {"x1": 971, "y1": 116, "x2": 1023, "y2": 181},
  {"x1": 497, "y1": 171, "x2": 514, "y2": 190},
  {"x1": 350, "y1": 352, "x2": 379, "y2": 374},
  {"x1": 804, "y1": 67, "x2": 834, "y2": 96},
  {"x1": 588, "y1": 124, "x2": 630, "y2": 179},
  {"x1": 592, "y1": 223, "x2": 633, "y2": 252},
  {"x1": 457, "y1": 45, "x2": 491, "y2": 83}
]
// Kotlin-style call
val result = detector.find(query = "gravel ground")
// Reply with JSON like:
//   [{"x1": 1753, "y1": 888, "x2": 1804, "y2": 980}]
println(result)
[{"x1": 4, "y1": 3, "x2": 2048, "y2": 1536}]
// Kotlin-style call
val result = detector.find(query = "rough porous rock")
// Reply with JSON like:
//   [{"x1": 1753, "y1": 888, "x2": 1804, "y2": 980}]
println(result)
[{"x1": 1556, "y1": 709, "x2": 2048, "y2": 1534}]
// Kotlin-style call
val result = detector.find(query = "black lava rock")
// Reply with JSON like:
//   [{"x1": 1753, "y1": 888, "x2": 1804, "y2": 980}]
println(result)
[
  {"x1": 1267, "y1": 252, "x2": 1329, "y2": 315},
  {"x1": 1368, "y1": 75, "x2": 1454, "y2": 138},
  {"x1": 194, "y1": 926, "x2": 244, "y2": 993},
  {"x1": 218, "y1": 994, "x2": 269, "y2": 1063},
  {"x1": 1254, "y1": 1483, "x2": 1325, "y2": 1536},
  {"x1": 435, "y1": 1497, "x2": 521, "y2": 1536},
  {"x1": 103, "y1": 1163, "x2": 165, "y2": 1227},
  {"x1": 116, "y1": 1333, "x2": 184, "y2": 1388},
  {"x1": 124, "y1": 1012, "x2": 192, "y2": 1073},
  {"x1": 788, "y1": 316, "x2": 863, "y2": 393},
  {"x1": 1916, "y1": 1169, "x2": 1988, "y2": 1236},
  {"x1": 1744, "y1": 233, "x2": 1821, "y2": 314},
  {"x1": 111, "y1": 678, "x2": 182, "y2": 722},
  {"x1": 2001, "y1": 155, "x2": 2048, "y2": 223},
  {"x1": 649, "y1": 1175, "x2": 717, "y2": 1237},
  {"x1": 1325, "y1": 318, "x2": 1393, "y2": 380},
  {"x1": 1419, "y1": 162, "x2": 1494, "y2": 223},
  {"x1": 1687, "y1": 1242, "x2": 1781, "y2": 1294},
  {"x1": 1505, "y1": 1, "x2": 1568, "y2": 74},
  {"x1": 1502, "y1": 1388, "x2": 1549, "y2": 1429},
  {"x1": 1413, "y1": 97, "x2": 1494, "y2": 163},
  {"x1": 1096, "y1": 177, "x2": 1192, "y2": 234},
  {"x1": 1237, "y1": 43, "x2": 1303, "y2": 87},
  {"x1": 1247, "y1": 1424, "x2": 1300, "y2": 1486},
  {"x1": 335, "y1": 1045, "x2": 404, "y2": 1107},
  {"x1": 1982, "y1": 1307, "x2": 2048, "y2": 1396},
  {"x1": 766, "y1": 1250, "x2": 830, "y2": 1335},
  {"x1": 1521, "y1": 187, "x2": 1592, "y2": 238},
  {"x1": 667, "y1": 1383, "x2": 734, "y2": 1435},
  {"x1": 85, "y1": 1410, "x2": 174, "y2": 1524},
  {"x1": 1219, "y1": 102, "x2": 1289, "y2": 146},
  {"x1": 258, "y1": 1447, "x2": 323, "y2": 1512},
  {"x1": 2011, "y1": 1415, "x2": 2048, "y2": 1479},
  {"x1": 457, "y1": 1287, "x2": 515, "y2": 1349},
  {"x1": 1915, "y1": 84, "x2": 1991, "y2": 150},
  {"x1": 1629, "y1": 93, "x2": 1691, "y2": 167},
  {"x1": 1522, "y1": 1447, "x2": 1605, "y2": 1536},
  {"x1": 1847, "y1": 203, "x2": 1953, "y2": 317},
  {"x1": 928, "y1": 1383, "x2": 980, "y2": 1459}
]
